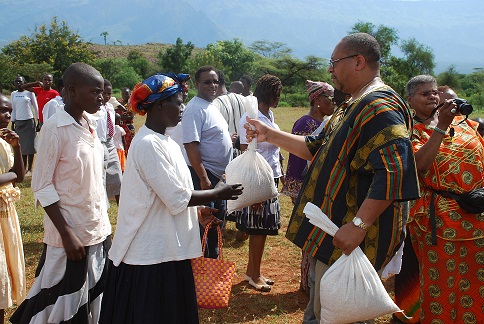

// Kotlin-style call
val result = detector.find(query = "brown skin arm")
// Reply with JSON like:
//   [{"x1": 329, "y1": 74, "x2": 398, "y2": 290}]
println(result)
[
  {"x1": 332, "y1": 198, "x2": 393, "y2": 255},
  {"x1": 21, "y1": 81, "x2": 42, "y2": 92},
  {"x1": 189, "y1": 181, "x2": 243, "y2": 206},
  {"x1": 414, "y1": 99, "x2": 457, "y2": 172},
  {"x1": 43, "y1": 203, "x2": 86, "y2": 261},
  {"x1": 245, "y1": 117, "x2": 312, "y2": 161},
  {"x1": 0, "y1": 129, "x2": 24, "y2": 185},
  {"x1": 184, "y1": 141, "x2": 212, "y2": 190}
]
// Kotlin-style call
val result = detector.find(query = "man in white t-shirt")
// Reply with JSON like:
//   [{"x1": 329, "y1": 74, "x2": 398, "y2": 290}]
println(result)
[{"x1": 182, "y1": 65, "x2": 233, "y2": 259}]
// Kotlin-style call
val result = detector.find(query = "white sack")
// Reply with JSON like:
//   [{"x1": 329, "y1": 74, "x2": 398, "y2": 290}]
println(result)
[
  {"x1": 303, "y1": 203, "x2": 404, "y2": 324},
  {"x1": 225, "y1": 99, "x2": 278, "y2": 213}
]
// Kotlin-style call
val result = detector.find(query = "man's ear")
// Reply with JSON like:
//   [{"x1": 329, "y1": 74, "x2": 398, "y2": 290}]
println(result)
[{"x1": 354, "y1": 55, "x2": 366, "y2": 71}]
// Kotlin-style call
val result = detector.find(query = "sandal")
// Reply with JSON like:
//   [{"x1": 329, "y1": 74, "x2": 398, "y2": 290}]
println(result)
[
  {"x1": 248, "y1": 278, "x2": 271, "y2": 292},
  {"x1": 244, "y1": 274, "x2": 274, "y2": 285}
]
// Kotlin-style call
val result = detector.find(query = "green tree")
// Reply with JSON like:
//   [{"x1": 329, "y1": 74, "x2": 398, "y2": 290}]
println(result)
[
  {"x1": 249, "y1": 40, "x2": 292, "y2": 58},
  {"x1": 350, "y1": 21, "x2": 399, "y2": 61},
  {"x1": 437, "y1": 65, "x2": 463, "y2": 90},
  {"x1": 205, "y1": 39, "x2": 256, "y2": 80},
  {"x1": 157, "y1": 37, "x2": 194, "y2": 73},
  {"x1": 93, "y1": 58, "x2": 140, "y2": 89},
  {"x1": 2, "y1": 17, "x2": 95, "y2": 80},
  {"x1": 127, "y1": 50, "x2": 153, "y2": 79},
  {"x1": 100, "y1": 31, "x2": 109, "y2": 45},
  {"x1": 398, "y1": 38, "x2": 435, "y2": 79}
]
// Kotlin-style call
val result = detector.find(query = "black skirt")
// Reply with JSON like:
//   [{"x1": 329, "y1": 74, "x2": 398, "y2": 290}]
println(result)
[{"x1": 100, "y1": 259, "x2": 199, "y2": 324}]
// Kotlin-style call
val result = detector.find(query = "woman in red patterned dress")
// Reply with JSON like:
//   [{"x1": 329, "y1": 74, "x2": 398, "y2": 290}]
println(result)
[{"x1": 404, "y1": 75, "x2": 484, "y2": 323}]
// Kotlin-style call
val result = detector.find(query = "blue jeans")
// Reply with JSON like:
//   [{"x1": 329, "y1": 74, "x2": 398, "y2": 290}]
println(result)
[{"x1": 189, "y1": 166, "x2": 226, "y2": 259}]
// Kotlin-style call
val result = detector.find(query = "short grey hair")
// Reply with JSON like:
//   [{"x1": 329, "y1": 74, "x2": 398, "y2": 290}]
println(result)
[{"x1": 405, "y1": 75, "x2": 436, "y2": 97}]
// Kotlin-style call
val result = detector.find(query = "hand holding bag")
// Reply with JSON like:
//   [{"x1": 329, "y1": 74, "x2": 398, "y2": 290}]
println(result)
[{"x1": 191, "y1": 221, "x2": 236, "y2": 309}]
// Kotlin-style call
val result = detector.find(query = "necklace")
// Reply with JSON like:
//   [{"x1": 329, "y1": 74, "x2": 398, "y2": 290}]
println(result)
[{"x1": 348, "y1": 77, "x2": 383, "y2": 105}]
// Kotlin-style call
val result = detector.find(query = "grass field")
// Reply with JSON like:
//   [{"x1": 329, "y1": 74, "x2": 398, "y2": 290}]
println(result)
[{"x1": 5, "y1": 105, "x2": 484, "y2": 323}]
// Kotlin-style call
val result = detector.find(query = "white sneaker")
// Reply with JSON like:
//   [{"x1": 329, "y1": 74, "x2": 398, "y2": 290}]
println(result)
[{"x1": 25, "y1": 171, "x2": 32, "y2": 178}]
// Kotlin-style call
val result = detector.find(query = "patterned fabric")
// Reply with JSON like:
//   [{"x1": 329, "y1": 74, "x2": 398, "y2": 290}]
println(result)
[
  {"x1": 286, "y1": 86, "x2": 420, "y2": 271},
  {"x1": 130, "y1": 73, "x2": 190, "y2": 116},
  {"x1": 305, "y1": 80, "x2": 333, "y2": 103},
  {"x1": 406, "y1": 117, "x2": 484, "y2": 323},
  {"x1": 281, "y1": 115, "x2": 322, "y2": 199},
  {"x1": 115, "y1": 102, "x2": 134, "y2": 154},
  {"x1": 0, "y1": 138, "x2": 25, "y2": 309},
  {"x1": 11, "y1": 238, "x2": 111, "y2": 323}
]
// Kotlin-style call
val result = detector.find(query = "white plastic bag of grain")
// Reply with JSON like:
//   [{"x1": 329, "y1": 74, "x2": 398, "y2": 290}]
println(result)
[
  {"x1": 224, "y1": 98, "x2": 278, "y2": 213},
  {"x1": 303, "y1": 203, "x2": 405, "y2": 324}
]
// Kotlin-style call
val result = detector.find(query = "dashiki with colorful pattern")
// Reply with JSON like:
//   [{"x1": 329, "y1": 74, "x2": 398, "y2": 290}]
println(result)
[
  {"x1": 286, "y1": 85, "x2": 420, "y2": 272},
  {"x1": 407, "y1": 117, "x2": 484, "y2": 324}
]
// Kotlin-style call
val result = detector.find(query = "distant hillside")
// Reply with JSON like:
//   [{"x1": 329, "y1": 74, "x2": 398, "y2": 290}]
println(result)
[
  {"x1": 88, "y1": 43, "x2": 171, "y2": 65},
  {"x1": 2, "y1": 0, "x2": 483, "y2": 73}
]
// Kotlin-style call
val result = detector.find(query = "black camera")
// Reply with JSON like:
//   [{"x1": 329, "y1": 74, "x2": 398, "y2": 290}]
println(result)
[{"x1": 454, "y1": 98, "x2": 473, "y2": 115}]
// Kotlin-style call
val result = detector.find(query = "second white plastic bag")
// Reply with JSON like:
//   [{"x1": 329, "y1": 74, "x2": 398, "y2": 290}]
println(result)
[{"x1": 303, "y1": 203, "x2": 405, "y2": 324}]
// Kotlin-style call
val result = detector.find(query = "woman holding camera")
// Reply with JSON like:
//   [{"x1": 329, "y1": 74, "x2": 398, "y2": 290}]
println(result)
[{"x1": 402, "y1": 75, "x2": 484, "y2": 323}]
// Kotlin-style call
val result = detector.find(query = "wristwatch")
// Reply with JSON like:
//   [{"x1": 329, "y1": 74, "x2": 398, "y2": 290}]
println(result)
[{"x1": 352, "y1": 217, "x2": 369, "y2": 231}]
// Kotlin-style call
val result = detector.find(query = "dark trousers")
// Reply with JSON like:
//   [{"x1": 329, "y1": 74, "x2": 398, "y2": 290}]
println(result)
[{"x1": 188, "y1": 166, "x2": 226, "y2": 259}]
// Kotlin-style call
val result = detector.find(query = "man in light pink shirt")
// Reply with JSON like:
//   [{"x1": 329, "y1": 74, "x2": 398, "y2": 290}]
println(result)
[{"x1": 11, "y1": 62, "x2": 112, "y2": 324}]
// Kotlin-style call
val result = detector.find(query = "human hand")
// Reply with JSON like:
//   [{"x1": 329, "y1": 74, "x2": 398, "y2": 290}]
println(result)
[
  {"x1": 250, "y1": 202, "x2": 263, "y2": 213},
  {"x1": 0, "y1": 128, "x2": 20, "y2": 147},
  {"x1": 244, "y1": 116, "x2": 269, "y2": 143},
  {"x1": 332, "y1": 222, "x2": 367, "y2": 255},
  {"x1": 231, "y1": 132, "x2": 238, "y2": 143},
  {"x1": 213, "y1": 180, "x2": 243, "y2": 200},
  {"x1": 35, "y1": 122, "x2": 41, "y2": 132},
  {"x1": 200, "y1": 178, "x2": 212, "y2": 190},
  {"x1": 197, "y1": 206, "x2": 222, "y2": 228},
  {"x1": 437, "y1": 99, "x2": 458, "y2": 130},
  {"x1": 61, "y1": 229, "x2": 86, "y2": 261}
]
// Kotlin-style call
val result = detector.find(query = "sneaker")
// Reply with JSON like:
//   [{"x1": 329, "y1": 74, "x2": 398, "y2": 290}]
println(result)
[{"x1": 25, "y1": 171, "x2": 32, "y2": 178}]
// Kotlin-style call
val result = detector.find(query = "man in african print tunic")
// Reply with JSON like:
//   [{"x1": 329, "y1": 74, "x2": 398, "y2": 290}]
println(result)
[{"x1": 244, "y1": 33, "x2": 420, "y2": 323}]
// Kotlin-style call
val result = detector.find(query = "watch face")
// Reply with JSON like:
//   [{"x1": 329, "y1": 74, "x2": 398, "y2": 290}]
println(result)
[{"x1": 354, "y1": 218, "x2": 362, "y2": 226}]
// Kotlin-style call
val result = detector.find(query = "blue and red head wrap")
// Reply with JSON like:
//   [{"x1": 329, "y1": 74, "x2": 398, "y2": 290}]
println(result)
[{"x1": 129, "y1": 72, "x2": 190, "y2": 116}]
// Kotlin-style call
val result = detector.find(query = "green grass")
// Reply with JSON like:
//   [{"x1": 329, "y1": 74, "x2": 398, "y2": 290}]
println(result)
[{"x1": 6, "y1": 106, "x2": 483, "y2": 323}]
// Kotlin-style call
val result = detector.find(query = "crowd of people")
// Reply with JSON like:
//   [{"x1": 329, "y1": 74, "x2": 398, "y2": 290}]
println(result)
[{"x1": 0, "y1": 32, "x2": 483, "y2": 324}]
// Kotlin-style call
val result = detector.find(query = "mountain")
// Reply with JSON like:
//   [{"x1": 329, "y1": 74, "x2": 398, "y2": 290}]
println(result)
[{"x1": 1, "y1": 0, "x2": 483, "y2": 73}]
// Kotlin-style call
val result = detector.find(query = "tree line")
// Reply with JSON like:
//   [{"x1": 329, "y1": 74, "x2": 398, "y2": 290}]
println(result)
[{"x1": 1, "y1": 17, "x2": 482, "y2": 110}]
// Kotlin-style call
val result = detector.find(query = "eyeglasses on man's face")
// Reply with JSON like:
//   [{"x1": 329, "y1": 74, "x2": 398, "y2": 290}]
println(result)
[
  {"x1": 329, "y1": 54, "x2": 358, "y2": 68},
  {"x1": 199, "y1": 79, "x2": 220, "y2": 85}
]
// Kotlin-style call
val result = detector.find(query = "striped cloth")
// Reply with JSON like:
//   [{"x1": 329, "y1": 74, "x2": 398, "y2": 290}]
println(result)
[
  {"x1": 10, "y1": 238, "x2": 111, "y2": 324},
  {"x1": 286, "y1": 86, "x2": 421, "y2": 272}
]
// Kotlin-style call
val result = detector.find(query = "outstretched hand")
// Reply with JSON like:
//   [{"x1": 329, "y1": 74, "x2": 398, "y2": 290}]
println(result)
[
  {"x1": 244, "y1": 116, "x2": 269, "y2": 143},
  {"x1": 0, "y1": 128, "x2": 20, "y2": 147},
  {"x1": 214, "y1": 181, "x2": 243, "y2": 200}
]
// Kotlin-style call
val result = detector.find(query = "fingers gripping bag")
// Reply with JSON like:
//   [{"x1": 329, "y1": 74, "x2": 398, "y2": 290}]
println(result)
[
  {"x1": 303, "y1": 203, "x2": 408, "y2": 324},
  {"x1": 225, "y1": 99, "x2": 278, "y2": 213}
]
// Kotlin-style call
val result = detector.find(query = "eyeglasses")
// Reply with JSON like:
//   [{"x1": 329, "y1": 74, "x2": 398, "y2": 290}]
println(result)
[
  {"x1": 329, "y1": 55, "x2": 358, "y2": 68},
  {"x1": 199, "y1": 79, "x2": 220, "y2": 85},
  {"x1": 418, "y1": 90, "x2": 439, "y2": 97},
  {"x1": 321, "y1": 95, "x2": 336, "y2": 104}
]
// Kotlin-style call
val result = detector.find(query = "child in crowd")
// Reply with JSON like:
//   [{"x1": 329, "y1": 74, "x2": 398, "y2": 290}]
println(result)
[
  {"x1": 11, "y1": 62, "x2": 112, "y2": 324},
  {"x1": 113, "y1": 113, "x2": 126, "y2": 172},
  {"x1": 95, "y1": 80, "x2": 122, "y2": 205},
  {"x1": 22, "y1": 73, "x2": 59, "y2": 130},
  {"x1": 0, "y1": 94, "x2": 26, "y2": 323},
  {"x1": 42, "y1": 77, "x2": 64, "y2": 121}
]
